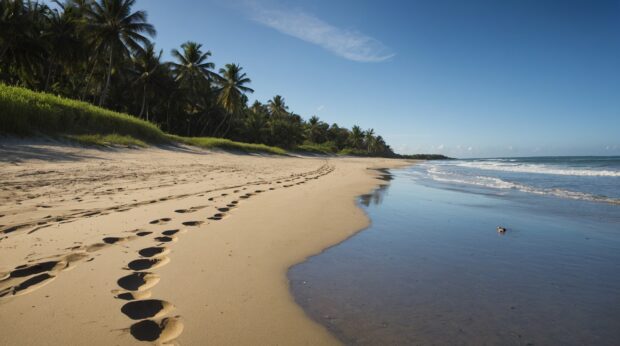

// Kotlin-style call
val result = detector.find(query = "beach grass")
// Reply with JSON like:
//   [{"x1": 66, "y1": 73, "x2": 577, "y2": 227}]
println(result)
[
  {"x1": 0, "y1": 84, "x2": 286, "y2": 154},
  {"x1": 65, "y1": 134, "x2": 149, "y2": 148},
  {"x1": 295, "y1": 142, "x2": 338, "y2": 155},
  {"x1": 0, "y1": 84, "x2": 167, "y2": 143},
  {"x1": 168, "y1": 135, "x2": 287, "y2": 155}
]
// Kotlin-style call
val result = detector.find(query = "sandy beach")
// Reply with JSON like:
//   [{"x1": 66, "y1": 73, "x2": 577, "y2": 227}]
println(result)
[{"x1": 0, "y1": 139, "x2": 410, "y2": 345}]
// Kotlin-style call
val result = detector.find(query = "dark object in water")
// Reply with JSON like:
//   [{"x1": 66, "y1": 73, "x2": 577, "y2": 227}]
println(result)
[{"x1": 497, "y1": 226, "x2": 507, "y2": 233}]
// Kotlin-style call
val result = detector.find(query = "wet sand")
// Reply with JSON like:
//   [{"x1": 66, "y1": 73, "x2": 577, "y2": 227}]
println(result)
[
  {"x1": 290, "y1": 166, "x2": 620, "y2": 345},
  {"x1": 0, "y1": 139, "x2": 410, "y2": 345}
]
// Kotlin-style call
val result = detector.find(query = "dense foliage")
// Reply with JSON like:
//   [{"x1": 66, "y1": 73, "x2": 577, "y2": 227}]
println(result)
[
  {"x1": 0, "y1": 84, "x2": 288, "y2": 154},
  {"x1": 0, "y1": 0, "x2": 395, "y2": 156}
]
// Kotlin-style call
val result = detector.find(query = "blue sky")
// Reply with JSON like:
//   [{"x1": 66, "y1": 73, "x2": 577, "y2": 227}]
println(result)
[{"x1": 140, "y1": 0, "x2": 618, "y2": 157}]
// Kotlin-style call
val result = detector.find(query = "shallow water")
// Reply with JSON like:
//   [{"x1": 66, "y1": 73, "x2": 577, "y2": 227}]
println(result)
[{"x1": 289, "y1": 162, "x2": 620, "y2": 345}]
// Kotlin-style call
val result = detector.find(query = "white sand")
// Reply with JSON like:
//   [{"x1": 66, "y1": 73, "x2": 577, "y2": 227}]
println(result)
[{"x1": 0, "y1": 140, "x2": 412, "y2": 345}]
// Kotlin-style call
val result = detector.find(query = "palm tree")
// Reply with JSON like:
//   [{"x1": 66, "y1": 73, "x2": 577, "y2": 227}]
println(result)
[
  {"x1": 350, "y1": 125, "x2": 364, "y2": 149},
  {"x1": 170, "y1": 41, "x2": 221, "y2": 136},
  {"x1": 242, "y1": 101, "x2": 268, "y2": 143},
  {"x1": 374, "y1": 135, "x2": 388, "y2": 154},
  {"x1": 214, "y1": 63, "x2": 254, "y2": 136},
  {"x1": 42, "y1": 3, "x2": 86, "y2": 91},
  {"x1": 170, "y1": 41, "x2": 219, "y2": 97},
  {"x1": 130, "y1": 42, "x2": 162, "y2": 121},
  {"x1": 85, "y1": 0, "x2": 155, "y2": 106},
  {"x1": 267, "y1": 95, "x2": 288, "y2": 117},
  {"x1": 306, "y1": 115, "x2": 328, "y2": 143},
  {"x1": 365, "y1": 128, "x2": 376, "y2": 153},
  {"x1": 0, "y1": 0, "x2": 50, "y2": 86},
  {"x1": 308, "y1": 115, "x2": 320, "y2": 126}
]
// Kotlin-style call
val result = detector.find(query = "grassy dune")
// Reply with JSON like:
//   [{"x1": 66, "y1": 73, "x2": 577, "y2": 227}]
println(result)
[
  {"x1": 0, "y1": 84, "x2": 285, "y2": 155},
  {"x1": 168, "y1": 135, "x2": 286, "y2": 155}
]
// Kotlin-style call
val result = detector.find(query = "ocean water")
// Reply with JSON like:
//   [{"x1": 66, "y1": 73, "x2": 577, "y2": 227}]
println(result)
[{"x1": 289, "y1": 157, "x2": 620, "y2": 345}]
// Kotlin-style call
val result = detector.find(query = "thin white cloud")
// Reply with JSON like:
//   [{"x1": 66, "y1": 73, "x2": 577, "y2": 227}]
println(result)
[
  {"x1": 252, "y1": 8, "x2": 394, "y2": 62},
  {"x1": 317, "y1": 105, "x2": 325, "y2": 112}
]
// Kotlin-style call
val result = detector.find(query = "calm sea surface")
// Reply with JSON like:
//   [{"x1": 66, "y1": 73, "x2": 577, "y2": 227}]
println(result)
[{"x1": 289, "y1": 157, "x2": 620, "y2": 345}]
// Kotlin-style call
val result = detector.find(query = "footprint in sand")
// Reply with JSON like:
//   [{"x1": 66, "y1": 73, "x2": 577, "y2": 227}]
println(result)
[
  {"x1": 217, "y1": 207, "x2": 230, "y2": 213},
  {"x1": 161, "y1": 229, "x2": 184, "y2": 236},
  {"x1": 0, "y1": 273, "x2": 56, "y2": 297},
  {"x1": 128, "y1": 317, "x2": 184, "y2": 343},
  {"x1": 121, "y1": 299, "x2": 175, "y2": 320},
  {"x1": 138, "y1": 247, "x2": 170, "y2": 258},
  {"x1": 127, "y1": 257, "x2": 170, "y2": 271},
  {"x1": 149, "y1": 218, "x2": 172, "y2": 225},
  {"x1": 0, "y1": 252, "x2": 92, "y2": 299},
  {"x1": 117, "y1": 272, "x2": 160, "y2": 291},
  {"x1": 6, "y1": 261, "x2": 66, "y2": 278},
  {"x1": 154, "y1": 235, "x2": 177, "y2": 243},
  {"x1": 181, "y1": 221, "x2": 203, "y2": 227},
  {"x1": 174, "y1": 209, "x2": 194, "y2": 214},
  {"x1": 174, "y1": 205, "x2": 206, "y2": 214},
  {"x1": 102, "y1": 236, "x2": 135, "y2": 244},
  {"x1": 208, "y1": 213, "x2": 226, "y2": 221}
]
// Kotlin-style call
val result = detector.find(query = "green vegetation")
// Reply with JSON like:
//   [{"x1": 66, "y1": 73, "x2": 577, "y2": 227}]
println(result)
[
  {"x1": 398, "y1": 154, "x2": 452, "y2": 160},
  {"x1": 0, "y1": 0, "x2": 396, "y2": 157},
  {"x1": 1, "y1": 83, "x2": 450, "y2": 159},
  {"x1": 295, "y1": 142, "x2": 338, "y2": 155},
  {"x1": 0, "y1": 83, "x2": 167, "y2": 141},
  {"x1": 65, "y1": 134, "x2": 147, "y2": 147},
  {"x1": 168, "y1": 135, "x2": 286, "y2": 155},
  {"x1": 0, "y1": 84, "x2": 286, "y2": 153}
]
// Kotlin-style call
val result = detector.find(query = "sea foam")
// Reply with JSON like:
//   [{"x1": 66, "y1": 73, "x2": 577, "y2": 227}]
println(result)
[{"x1": 454, "y1": 161, "x2": 620, "y2": 177}]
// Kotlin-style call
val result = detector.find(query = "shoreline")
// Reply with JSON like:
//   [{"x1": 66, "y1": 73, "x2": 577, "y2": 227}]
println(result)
[{"x1": 0, "y1": 141, "x2": 412, "y2": 345}]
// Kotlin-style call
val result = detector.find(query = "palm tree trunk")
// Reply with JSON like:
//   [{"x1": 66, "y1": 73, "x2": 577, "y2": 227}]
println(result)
[
  {"x1": 213, "y1": 114, "x2": 229, "y2": 137},
  {"x1": 165, "y1": 99, "x2": 171, "y2": 131},
  {"x1": 146, "y1": 98, "x2": 150, "y2": 122},
  {"x1": 81, "y1": 54, "x2": 99, "y2": 101},
  {"x1": 199, "y1": 116, "x2": 211, "y2": 137},
  {"x1": 139, "y1": 84, "x2": 146, "y2": 119},
  {"x1": 99, "y1": 47, "x2": 113, "y2": 107},
  {"x1": 222, "y1": 113, "x2": 235, "y2": 138},
  {"x1": 44, "y1": 58, "x2": 55, "y2": 92}
]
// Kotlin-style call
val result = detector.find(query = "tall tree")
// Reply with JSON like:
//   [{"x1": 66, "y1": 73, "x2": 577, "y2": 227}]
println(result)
[
  {"x1": 306, "y1": 115, "x2": 329, "y2": 143},
  {"x1": 365, "y1": 128, "x2": 376, "y2": 153},
  {"x1": 350, "y1": 125, "x2": 364, "y2": 149},
  {"x1": 85, "y1": 0, "x2": 155, "y2": 106},
  {"x1": 42, "y1": 3, "x2": 86, "y2": 91},
  {"x1": 214, "y1": 63, "x2": 254, "y2": 136},
  {"x1": 267, "y1": 95, "x2": 288, "y2": 117},
  {"x1": 130, "y1": 42, "x2": 162, "y2": 121},
  {"x1": 170, "y1": 41, "x2": 220, "y2": 135},
  {"x1": 170, "y1": 41, "x2": 219, "y2": 97},
  {"x1": 0, "y1": 0, "x2": 49, "y2": 86}
]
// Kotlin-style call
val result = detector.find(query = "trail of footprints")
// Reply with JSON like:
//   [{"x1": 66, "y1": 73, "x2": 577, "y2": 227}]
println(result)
[{"x1": 0, "y1": 163, "x2": 335, "y2": 344}]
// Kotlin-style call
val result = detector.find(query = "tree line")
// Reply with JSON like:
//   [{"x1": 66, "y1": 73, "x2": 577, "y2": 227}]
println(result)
[{"x1": 0, "y1": 0, "x2": 395, "y2": 155}]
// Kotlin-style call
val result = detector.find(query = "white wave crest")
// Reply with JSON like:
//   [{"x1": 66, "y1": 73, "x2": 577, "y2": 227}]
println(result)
[
  {"x1": 425, "y1": 167, "x2": 620, "y2": 205},
  {"x1": 455, "y1": 161, "x2": 620, "y2": 177}
]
